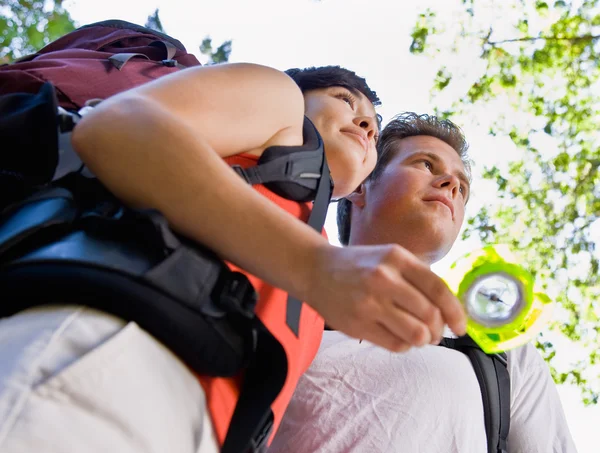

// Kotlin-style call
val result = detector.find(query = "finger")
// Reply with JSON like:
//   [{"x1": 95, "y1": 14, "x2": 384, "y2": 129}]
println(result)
[
  {"x1": 390, "y1": 281, "x2": 445, "y2": 342},
  {"x1": 360, "y1": 321, "x2": 412, "y2": 353},
  {"x1": 366, "y1": 261, "x2": 444, "y2": 341},
  {"x1": 397, "y1": 256, "x2": 467, "y2": 335},
  {"x1": 377, "y1": 303, "x2": 434, "y2": 346}
]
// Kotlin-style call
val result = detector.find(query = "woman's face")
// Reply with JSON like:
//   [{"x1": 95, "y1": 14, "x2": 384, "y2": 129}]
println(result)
[{"x1": 303, "y1": 87, "x2": 379, "y2": 198}]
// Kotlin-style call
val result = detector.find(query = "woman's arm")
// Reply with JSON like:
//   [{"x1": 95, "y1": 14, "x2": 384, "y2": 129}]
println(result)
[{"x1": 71, "y1": 63, "x2": 326, "y2": 300}]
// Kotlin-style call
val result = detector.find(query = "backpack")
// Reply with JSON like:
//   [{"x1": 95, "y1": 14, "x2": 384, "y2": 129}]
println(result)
[
  {"x1": 0, "y1": 19, "x2": 200, "y2": 108},
  {"x1": 439, "y1": 336, "x2": 511, "y2": 453},
  {"x1": 0, "y1": 19, "x2": 201, "y2": 207},
  {"x1": 0, "y1": 20, "x2": 332, "y2": 453}
]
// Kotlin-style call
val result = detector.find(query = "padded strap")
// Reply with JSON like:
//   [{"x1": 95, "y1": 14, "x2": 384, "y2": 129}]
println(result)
[
  {"x1": 438, "y1": 336, "x2": 510, "y2": 453},
  {"x1": 233, "y1": 117, "x2": 327, "y2": 202},
  {"x1": 232, "y1": 152, "x2": 321, "y2": 189},
  {"x1": 0, "y1": 195, "x2": 258, "y2": 377},
  {"x1": 225, "y1": 119, "x2": 332, "y2": 451},
  {"x1": 285, "y1": 154, "x2": 331, "y2": 336}
]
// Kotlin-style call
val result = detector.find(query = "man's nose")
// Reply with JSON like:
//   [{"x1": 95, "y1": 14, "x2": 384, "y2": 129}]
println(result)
[{"x1": 437, "y1": 174, "x2": 461, "y2": 198}]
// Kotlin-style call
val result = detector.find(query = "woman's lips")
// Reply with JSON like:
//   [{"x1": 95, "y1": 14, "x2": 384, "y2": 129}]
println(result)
[{"x1": 341, "y1": 130, "x2": 368, "y2": 154}]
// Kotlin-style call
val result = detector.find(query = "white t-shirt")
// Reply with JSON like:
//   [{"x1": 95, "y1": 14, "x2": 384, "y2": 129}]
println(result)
[{"x1": 269, "y1": 331, "x2": 577, "y2": 453}]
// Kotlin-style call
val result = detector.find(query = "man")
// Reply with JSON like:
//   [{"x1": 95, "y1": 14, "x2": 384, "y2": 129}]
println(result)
[{"x1": 269, "y1": 112, "x2": 577, "y2": 453}]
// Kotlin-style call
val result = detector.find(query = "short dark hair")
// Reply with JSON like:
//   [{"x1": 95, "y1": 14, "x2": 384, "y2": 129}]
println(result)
[
  {"x1": 336, "y1": 112, "x2": 472, "y2": 245},
  {"x1": 285, "y1": 65, "x2": 382, "y2": 112}
]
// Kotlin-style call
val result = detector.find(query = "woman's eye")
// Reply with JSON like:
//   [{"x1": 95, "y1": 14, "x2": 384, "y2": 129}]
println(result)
[
  {"x1": 334, "y1": 92, "x2": 356, "y2": 109},
  {"x1": 423, "y1": 160, "x2": 433, "y2": 171}
]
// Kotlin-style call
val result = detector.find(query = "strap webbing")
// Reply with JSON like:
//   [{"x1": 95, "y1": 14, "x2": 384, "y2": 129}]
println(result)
[
  {"x1": 108, "y1": 53, "x2": 150, "y2": 70},
  {"x1": 438, "y1": 336, "x2": 510, "y2": 453},
  {"x1": 221, "y1": 321, "x2": 287, "y2": 453},
  {"x1": 149, "y1": 40, "x2": 187, "y2": 69},
  {"x1": 285, "y1": 154, "x2": 331, "y2": 336}
]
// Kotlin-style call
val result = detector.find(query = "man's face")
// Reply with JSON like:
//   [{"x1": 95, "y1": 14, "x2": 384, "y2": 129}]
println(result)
[{"x1": 349, "y1": 135, "x2": 470, "y2": 264}]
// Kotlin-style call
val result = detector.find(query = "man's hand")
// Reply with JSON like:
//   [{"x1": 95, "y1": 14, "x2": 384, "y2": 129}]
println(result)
[{"x1": 304, "y1": 244, "x2": 467, "y2": 352}]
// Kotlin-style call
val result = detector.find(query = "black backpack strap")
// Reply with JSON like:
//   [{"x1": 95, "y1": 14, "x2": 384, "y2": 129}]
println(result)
[
  {"x1": 439, "y1": 336, "x2": 510, "y2": 453},
  {"x1": 231, "y1": 117, "x2": 332, "y2": 337},
  {"x1": 284, "y1": 153, "x2": 330, "y2": 336},
  {"x1": 0, "y1": 192, "x2": 259, "y2": 377},
  {"x1": 231, "y1": 117, "x2": 329, "y2": 203},
  {"x1": 221, "y1": 320, "x2": 287, "y2": 453},
  {"x1": 223, "y1": 120, "x2": 332, "y2": 451}
]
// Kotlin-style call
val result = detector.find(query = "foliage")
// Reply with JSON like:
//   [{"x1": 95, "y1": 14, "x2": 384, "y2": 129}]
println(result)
[
  {"x1": 411, "y1": 0, "x2": 600, "y2": 404},
  {"x1": 145, "y1": 8, "x2": 165, "y2": 33},
  {"x1": 0, "y1": 0, "x2": 76, "y2": 63},
  {"x1": 199, "y1": 36, "x2": 232, "y2": 64},
  {"x1": 144, "y1": 8, "x2": 231, "y2": 64}
]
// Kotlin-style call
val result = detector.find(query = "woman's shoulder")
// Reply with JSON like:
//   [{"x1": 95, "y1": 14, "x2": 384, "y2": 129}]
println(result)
[
  {"x1": 163, "y1": 62, "x2": 305, "y2": 120},
  {"x1": 130, "y1": 62, "x2": 306, "y2": 156}
]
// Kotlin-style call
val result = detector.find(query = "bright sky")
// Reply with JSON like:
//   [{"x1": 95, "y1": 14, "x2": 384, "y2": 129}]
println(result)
[{"x1": 61, "y1": 0, "x2": 600, "y2": 449}]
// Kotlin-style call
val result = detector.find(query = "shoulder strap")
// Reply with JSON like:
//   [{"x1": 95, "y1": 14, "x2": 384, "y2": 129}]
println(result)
[
  {"x1": 438, "y1": 336, "x2": 510, "y2": 453},
  {"x1": 231, "y1": 116, "x2": 331, "y2": 337},
  {"x1": 284, "y1": 124, "x2": 331, "y2": 336},
  {"x1": 223, "y1": 120, "x2": 332, "y2": 453}
]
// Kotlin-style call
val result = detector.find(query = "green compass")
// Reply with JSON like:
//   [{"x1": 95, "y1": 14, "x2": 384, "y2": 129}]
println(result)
[{"x1": 444, "y1": 245, "x2": 554, "y2": 353}]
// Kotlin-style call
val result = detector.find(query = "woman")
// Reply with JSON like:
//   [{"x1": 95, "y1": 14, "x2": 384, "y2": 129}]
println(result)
[
  {"x1": 70, "y1": 62, "x2": 382, "y2": 449},
  {"x1": 0, "y1": 63, "x2": 382, "y2": 453}
]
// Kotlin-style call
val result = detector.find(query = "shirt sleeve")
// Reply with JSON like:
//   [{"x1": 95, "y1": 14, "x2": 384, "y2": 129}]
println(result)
[{"x1": 507, "y1": 343, "x2": 578, "y2": 453}]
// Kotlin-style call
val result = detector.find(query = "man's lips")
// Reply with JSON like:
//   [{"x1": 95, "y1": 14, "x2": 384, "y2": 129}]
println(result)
[{"x1": 424, "y1": 196, "x2": 454, "y2": 218}]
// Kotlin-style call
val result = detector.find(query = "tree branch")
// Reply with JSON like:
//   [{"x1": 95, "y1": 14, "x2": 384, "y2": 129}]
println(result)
[{"x1": 488, "y1": 34, "x2": 600, "y2": 46}]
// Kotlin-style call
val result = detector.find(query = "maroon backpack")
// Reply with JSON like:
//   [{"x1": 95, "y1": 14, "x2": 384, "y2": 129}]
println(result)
[
  {"x1": 0, "y1": 19, "x2": 201, "y2": 110},
  {"x1": 0, "y1": 20, "x2": 201, "y2": 204}
]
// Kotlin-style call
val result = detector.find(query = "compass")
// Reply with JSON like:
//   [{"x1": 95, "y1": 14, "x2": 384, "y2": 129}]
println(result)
[{"x1": 444, "y1": 245, "x2": 554, "y2": 353}]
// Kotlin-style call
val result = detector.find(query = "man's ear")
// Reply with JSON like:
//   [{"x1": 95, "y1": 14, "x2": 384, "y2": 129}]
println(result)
[{"x1": 346, "y1": 182, "x2": 367, "y2": 208}]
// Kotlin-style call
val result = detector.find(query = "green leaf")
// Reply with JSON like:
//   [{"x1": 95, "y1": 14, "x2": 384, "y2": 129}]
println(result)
[
  {"x1": 1, "y1": 0, "x2": 77, "y2": 60},
  {"x1": 413, "y1": 0, "x2": 600, "y2": 404}
]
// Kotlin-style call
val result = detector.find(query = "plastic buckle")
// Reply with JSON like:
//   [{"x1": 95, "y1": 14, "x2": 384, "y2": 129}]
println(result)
[
  {"x1": 231, "y1": 165, "x2": 251, "y2": 184},
  {"x1": 219, "y1": 271, "x2": 257, "y2": 318},
  {"x1": 57, "y1": 107, "x2": 80, "y2": 133},
  {"x1": 247, "y1": 412, "x2": 273, "y2": 453},
  {"x1": 161, "y1": 59, "x2": 177, "y2": 67}
]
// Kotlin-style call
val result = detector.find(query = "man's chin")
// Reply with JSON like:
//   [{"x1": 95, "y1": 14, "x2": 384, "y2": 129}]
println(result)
[
  {"x1": 399, "y1": 232, "x2": 456, "y2": 266},
  {"x1": 350, "y1": 217, "x2": 458, "y2": 263}
]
